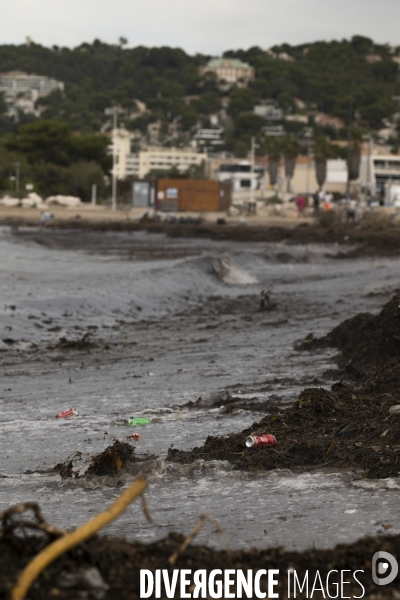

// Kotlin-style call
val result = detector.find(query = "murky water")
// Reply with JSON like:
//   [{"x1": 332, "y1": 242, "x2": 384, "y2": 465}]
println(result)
[{"x1": 1, "y1": 226, "x2": 400, "y2": 552}]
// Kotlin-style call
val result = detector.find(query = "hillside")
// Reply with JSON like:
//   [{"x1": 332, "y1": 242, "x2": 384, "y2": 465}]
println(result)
[
  {"x1": 0, "y1": 35, "x2": 399, "y2": 199},
  {"x1": 0, "y1": 35, "x2": 398, "y2": 136}
]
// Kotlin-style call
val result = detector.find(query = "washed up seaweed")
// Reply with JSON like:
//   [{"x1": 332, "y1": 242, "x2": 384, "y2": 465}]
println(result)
[
  {"x1": 54, "y1": 442, "x2": 136, "y2": 479},
  {"x1": 168, "y1": 382, "x2": 400, "y2": 478}
]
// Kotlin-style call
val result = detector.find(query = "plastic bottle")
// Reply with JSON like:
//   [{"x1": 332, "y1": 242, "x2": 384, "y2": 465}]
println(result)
[{"x1": 126, "y1": 417, "x2": 150, "y2": 426}]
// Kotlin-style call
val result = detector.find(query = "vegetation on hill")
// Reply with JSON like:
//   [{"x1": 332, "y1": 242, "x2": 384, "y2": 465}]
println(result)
[
  {"x1": 0, "y1": 35, "x2": 398, "y2": 134},
  {"x1": 0, "y1": 35, "x2": 399, "y2": 198}
]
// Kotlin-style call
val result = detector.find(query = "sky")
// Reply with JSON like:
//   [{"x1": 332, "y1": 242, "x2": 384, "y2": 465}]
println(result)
[{"x1": 1, "y1": 0, "x2": 400, "y2": 54}]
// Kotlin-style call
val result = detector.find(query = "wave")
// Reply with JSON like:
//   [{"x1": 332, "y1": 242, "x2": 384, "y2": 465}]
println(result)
[{"x1": 211, "y1": 257, "x2": 258, "y2": 286}]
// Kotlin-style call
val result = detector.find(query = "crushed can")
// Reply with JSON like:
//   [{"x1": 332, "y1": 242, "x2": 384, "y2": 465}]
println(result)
[
  {"x1": 57, "y1": 407, "x2": 78, "y2": 419},
  {"x1": 246, "y1": 434, "x2": 276, "y2": 448},
  {"x1": 126, "y1": 433, "x2": 143, "y2": 441},
  {"x1": 126, "y1": 417, "x2": 150, "y2": 426}
]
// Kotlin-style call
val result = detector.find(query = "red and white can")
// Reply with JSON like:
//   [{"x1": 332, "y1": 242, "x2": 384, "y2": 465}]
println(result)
[
  {"x1": 57, "y1": 407, "x2": 78, "y2": 419},
  {"x1": 126, "y1": 433, "x2": 142, "y2": 441},
  {"x1": 246, "y1": 434, "x2": 276, "y2": 448}
]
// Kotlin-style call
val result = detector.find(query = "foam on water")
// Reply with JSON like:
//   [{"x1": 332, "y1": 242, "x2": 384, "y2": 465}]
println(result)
[{"x1": 0, "y1": 466, "x2": 398, "y2": 551}]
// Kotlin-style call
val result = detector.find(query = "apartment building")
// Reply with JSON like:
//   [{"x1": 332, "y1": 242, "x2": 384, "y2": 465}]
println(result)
[
  {"x1": 0, "y1": 70, "x2": 64, "y2": 118},
  {"x1": 360, "y1": 154, "x2": 400, "y2": 194},
  {"x1": 112, "y1": 129, "x2": 207, "y2": 179},
  {"x1": 0, "y1": 71, "x2": 64, "y2": 98}
]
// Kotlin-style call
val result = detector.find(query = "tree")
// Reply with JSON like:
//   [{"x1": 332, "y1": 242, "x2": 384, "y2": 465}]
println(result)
[
  {"x1": 21, "y1": 160, "x2": 105, "y2": 200},
  {"x1": 72, "y1": 132, "x2": 111, "y2": 171},
  {"x1": 228, "y1": 88, "x2": 255, "y2": 118},
  {"x1": 313, "y1": 136, "x2": 332, "y2": 190},
  {"x1": 0, "y1": 147, "x2": 32, "y2": 191},
  {"x1": 265, "y1": 137, "x2": 282, "y2": 187},
  {"x1": 350, "y1": 35, "x2": 373, "y2": 55},
  {"x1": 2, "y1": 120, "x2": 110, "y2": 170},
  {"x1": 234, "y1": 113, "x2": 264, "y2": 139},
  {"x1": 195, "y1": 92, "x2": 221, "y2": 115},
  {"x1": 31, "y1": 162, "x2": 70, "y2": 197},
  {"x1": 3, "y1": 120, "x2": 73, "y2": 166},
  {"x1": 233, "y1": 140, "x2": 248, "y2": 158},
  {"x1": 68, "y1": 161, "x2": 106, "y2": 202},
  {"x1": 283, "y1": 135, "x2": 300, "y2": 192},
  {"x1": 347, "y1": 129, "x2": 363, "y2": 181},
  {"x1": 0, "y1": 92, "x2": 7, "y2": 115},
  {"x1": 179, "y1": 105, "x2": 198, "y2": 131},
  {"x1": 0, "y1": 93, "x2": 17, "y2": 137}
]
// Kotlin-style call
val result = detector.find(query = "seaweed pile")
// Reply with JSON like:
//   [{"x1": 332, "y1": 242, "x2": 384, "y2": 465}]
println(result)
[
  {"x1": 168, "y1": 296, "x2": 400, "y2": 478},
  {"x1": 1, "y1": 523, "x2": 399, "y2": 599},
  {"x1": 54, "y1": 441, "x2": 136, "y2": 479},
  {"x1": 298, "y1": 295, "x2": 400, "y2": 384}
]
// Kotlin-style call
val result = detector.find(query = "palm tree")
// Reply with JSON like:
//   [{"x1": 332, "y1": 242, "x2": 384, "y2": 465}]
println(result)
[
  {"x1": 313, "y1": 136, "x2": 332, "y2": 190},
  {"x1": 283, "y1": 135, "x2": 300, "y2": 192},
  {"x1": 265, "y1": 137, "x2": 282, "y2": 188},
  {"x1": 348, "y1": 129, "x2": 362, "y2": 181}
]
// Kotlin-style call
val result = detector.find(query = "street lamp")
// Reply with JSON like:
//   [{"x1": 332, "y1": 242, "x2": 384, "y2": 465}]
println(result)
[
  {"x1": 15, "y1": 162, "x2": 20, "y2": 194},
  {"x1": 250, "y1": 136, "x2": 260, "y2": 206},
  {"x1": 111, "y1": 107, "x2": 118, "y2": 211}
]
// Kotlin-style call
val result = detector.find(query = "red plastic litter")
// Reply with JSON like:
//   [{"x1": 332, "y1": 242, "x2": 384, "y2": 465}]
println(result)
[{"x1": 57, "y1": 408, "x2": 78, "y2": 419}]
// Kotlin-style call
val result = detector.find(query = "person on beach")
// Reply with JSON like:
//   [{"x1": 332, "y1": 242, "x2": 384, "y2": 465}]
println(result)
[
  {"x1": 313, "y1": 190, "x2": 320, "y2": 215},
  {"x1": 347, "y1": 196, "x2": 357, "y2": 221},
  {"x1": 296, "y1": 194, "x2": 305, "y2": 217},
  {"x1": 324, "y1": 191, "x2": 333, "y2": 212}
]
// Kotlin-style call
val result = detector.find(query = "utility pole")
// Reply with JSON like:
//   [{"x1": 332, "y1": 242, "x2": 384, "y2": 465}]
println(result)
[
  {"x1": 91, "y1": 183, "x2": 97, "y2": 206},
  {"x1": 346, "y1": 95, "x2": 353, "y2": 198},
  {"x1": 111, "y1": 106, "x2": 118, "y2": 210},
  {"x1": 250, "y1": 136, "x2": 255, "y2": 206},
  {"x1": 15, "y1": 162, "x2": 20, "y2": 194},
  {"x1": 366, "y1": 135, "x2": 372, "y2": 199}
]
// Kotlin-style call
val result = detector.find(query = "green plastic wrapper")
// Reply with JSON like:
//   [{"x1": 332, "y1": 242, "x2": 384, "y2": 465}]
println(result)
[{"x1": 126, "y1": 417, "x2": 150, "y2": 426}]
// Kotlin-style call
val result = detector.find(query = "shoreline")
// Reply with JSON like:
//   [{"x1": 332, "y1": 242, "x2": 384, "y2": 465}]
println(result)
[{"x1": 1, "y1": 207, "x2": 400, "y2": 257}]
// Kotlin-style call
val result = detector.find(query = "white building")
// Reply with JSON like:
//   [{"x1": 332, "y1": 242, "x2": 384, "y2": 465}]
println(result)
[
  {"x1": 254, "y1": 104, "x2": 283, "y2": 120},
  {"x1": 360, "y1": 154, "x2": 400, "y2": 195},
  {"x1": 0, "y1": 70, "x2": 64, "y2": 118},
  {"x1": 192, "y1": 128, "x2": 224, "y2": 149},
  {"x1": 326, "y1": 159, "x2": 348, "y2": 184},
  {"x1": 111, "y1": 128, "x2": 207, "y2": 179},
  {"x1": 199, "y1": 58, "x2": 255, "y2": 89},
  {"x1": 0, "y1": 71, "x2": 64, "y2": 98},
  {"x1": 216, "y1": 161, "x2": 263, "y2": 192}
]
